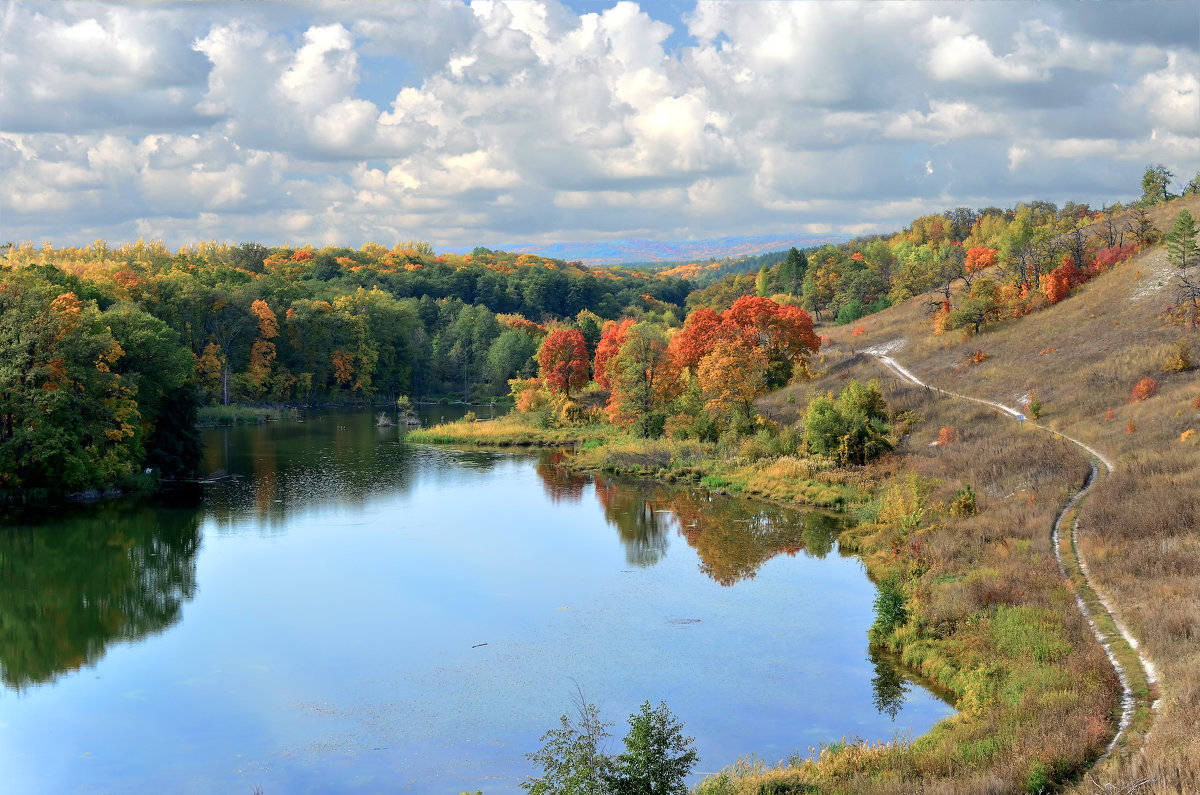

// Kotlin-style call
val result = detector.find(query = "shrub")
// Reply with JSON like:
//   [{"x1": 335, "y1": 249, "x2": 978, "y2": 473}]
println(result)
[
  {"x1": 1043, "y1": 262, "x2": 1077, "y2": 304},
  {"x1": 1193, "y1": 394, "x2": 1200, "y2": 410},
  {"x1": 1093, "y1": 242, "x2": 1138, "y2": 271},
  {"x1": 1105, "y1": 408, "x2": 1114, "y2": 422},
  {"x1": 1162, "y1": 340, "x2": 1193, "y2": 373},
  {"x1": 967, "y1": 349, "x2": 988, "y2": 365},
  {"x1": 510, "y1": 377, "x2": 548, "y2": 413},
  {"x1": 1027, "y1": 760, "x2": 1050, "y2": 794},
  {"x1": 1131, "y1": 376, "x2": 1159, "y2": 402},
  {"x1": 949, "y1": 484, "x2": 977, "y2": 517},
  {"x1": 937, "y1": 426, "x2": 956, "y2": 445},
  {"x1": 1025, "y1": 392, "x2": 1043, "y2": 420},
  {"x1": 804, "y1": 380, "x2": 893, "y2": 466},
  {"x1": 524, "y1": 700, "x2": 698, "y2": 795},
  {"x1": 523, "y1": 701, "x2": 613, "y2": 794}
]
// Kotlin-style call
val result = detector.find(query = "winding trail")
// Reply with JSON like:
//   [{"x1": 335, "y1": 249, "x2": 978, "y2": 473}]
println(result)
[{"x1": 865, "y1": 347, "x2": 1158, "y2": 765}]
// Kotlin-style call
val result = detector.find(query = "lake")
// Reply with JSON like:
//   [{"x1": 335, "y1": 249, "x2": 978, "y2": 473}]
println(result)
[{"x1": 0, "y1": 408, "x2": 952, "y2": 793}]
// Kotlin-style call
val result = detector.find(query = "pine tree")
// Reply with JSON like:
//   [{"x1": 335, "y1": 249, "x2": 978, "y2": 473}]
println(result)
[{"x1": 1165, "y1": 210, "x2": 1199, "y2": 269}]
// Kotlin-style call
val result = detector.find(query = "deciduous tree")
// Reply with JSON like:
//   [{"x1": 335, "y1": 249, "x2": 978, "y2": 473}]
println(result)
[
  {"x1": 667, "y1": 308, "x2": 721, "y2": 371},
  {"x1": 0, "y1": 277, "x2": 141, "y2": 490},
  {"x1": 538, "y1": 327, "x2": 590, "y2": 398},
  {"x1": 696, "y1": 335, "x2": 767, "y2": 420},
  {"x1": 593, "y1": 318, "x2": 634, "y2": 390},
  {"x1": 606, "y1": 323, "x2": 679, "y2": 438},
  {"x1": 608, "y1": 701, "x2": 699, "y2": 795},
  {"x1": 723, "y1": 296, "x2": 820, "y2": 387},
  {"x1": 1141, "y1": 163, "x2": 1174, "y2": 205}
]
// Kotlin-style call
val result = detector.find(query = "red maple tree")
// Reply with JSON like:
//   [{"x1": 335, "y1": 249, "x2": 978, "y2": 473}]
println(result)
[{"x1": 538, "y1": 328, "x2": 589, "y2": 397}]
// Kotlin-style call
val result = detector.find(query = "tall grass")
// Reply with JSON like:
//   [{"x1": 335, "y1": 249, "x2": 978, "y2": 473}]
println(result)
[{"x1": 197, "y1": 405, "x2": 291, "y2": 426}]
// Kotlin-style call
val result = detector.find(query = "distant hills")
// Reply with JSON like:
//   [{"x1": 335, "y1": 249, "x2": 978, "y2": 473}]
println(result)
[{"x1": 450, "y1": 233, "x2": 849, "y2": 267}]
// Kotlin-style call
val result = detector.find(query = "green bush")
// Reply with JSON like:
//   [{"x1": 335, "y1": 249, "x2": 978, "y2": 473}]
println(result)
[
  {"x1": 804, "y1": 380, "x2": 893, "y2": 465},
  {"x1": 870, "y1": 576, "x2": 909, "y2": 643},
  {"x1": 1026, "y1": 760, "x2": 1049, "y2": 793},
  {"x1": 949, "y1": 484, "x2": 977, "y2": 517}
]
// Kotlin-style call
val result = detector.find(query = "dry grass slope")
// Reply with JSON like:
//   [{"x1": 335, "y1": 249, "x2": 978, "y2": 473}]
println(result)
[{"x1": 812, "y1": 195, "x2": 1200, "y2": 795}]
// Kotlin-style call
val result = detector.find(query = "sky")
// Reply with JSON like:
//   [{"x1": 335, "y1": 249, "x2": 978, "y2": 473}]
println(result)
[{"x1": 1, "y1": 0, "x2": 1198, "y2": 252}]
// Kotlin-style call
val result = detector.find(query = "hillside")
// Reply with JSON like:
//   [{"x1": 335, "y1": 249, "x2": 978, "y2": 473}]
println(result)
[{"x1": 788, "y1": 194, "x2": 1200, "y2": 794}]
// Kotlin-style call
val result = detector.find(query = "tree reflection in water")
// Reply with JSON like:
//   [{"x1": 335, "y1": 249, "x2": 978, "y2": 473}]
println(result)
[
  {"x1": 594, "y1": 479, "x2": 672, "y2": 567},
  {"x1": 0, "y1": 498, "x2": 202, "y2": 691},
  {"x1": 536, "y1": 453, "x2": 589, "y2": 505},
  {"x1": 534, "y1": 455, "x2": 845, "y2": 585},
  {"x1": 869, "y1": 646, "x2": 912, "y2": 720}
]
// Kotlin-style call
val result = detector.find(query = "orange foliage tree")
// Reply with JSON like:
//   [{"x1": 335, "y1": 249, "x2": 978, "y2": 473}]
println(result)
[
  {"x1": 696, "y1": 336, "x2": 767, "y2": 418},
  {"x1": 331, "y1": 350, "x2": 355, "y2": 386},
  {"x1": 537, "y1": 328, "x2": 589, "y2": 398},
  {"x1": 722, "y1": 296, "x2": 820, "y2": 387},
  {"x1": 668, "y1": 307, "x2": 723, "y2": 371},
  {"x1": 964, "y1": 246, "x2": 998, "y2": 276},
  {"x1": 1131, "y1": 376, "x2": 1158, "y2": 402},
  {"x1": 1043, "y1": 265, "x2": 1072, "y2": 304},
  {"x1": 496, "y1": 313, "x2": 547, "y2": 339},
  {"x1": 243, "y1": 299, "x2": 279, "y2": 399},
  {"x1": 605, "y1": 323, "x2": 680, "y2": 437},
  {"x1": 593, "y1": 318, "x2": 634, "y2": 390}
]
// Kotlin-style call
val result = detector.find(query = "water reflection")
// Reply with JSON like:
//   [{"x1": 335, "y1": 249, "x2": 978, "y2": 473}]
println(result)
[
  {"x1": 801, "y1": 512, "x2": 840, "y2": 560},
  {"x1": 201, "y1": 407, "x2": 489, "y2": 530},
  {"x1": 534, "y1": 458, "x2": 847, "y2": 586},
  {"x1": 536, "y1": 453, "x2": 589, "y2": 505},
  {"x1": 0, "y1": 499, "x2": 201, "y2": 691},
  {"x1": 594, "y1": 478, "x2": 672, "y2": 567},
  {"x1": 869, "y1": 647, "x2": 913, "y2": 720}
]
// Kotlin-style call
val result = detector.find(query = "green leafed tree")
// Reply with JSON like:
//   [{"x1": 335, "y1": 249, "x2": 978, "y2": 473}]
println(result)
[
  {"x1": 485, "y1": 328, "x2": 539, "y2": 392},
  {"x1": 0, "y1": 272, "x2": 147, "y2": 491},
  {"x1": 608, "y1": 701, "x2": 699, "y2": 795},
  {"x1": 946, "y1": 278, "x2": 1001, "y2": 334},
  {"x1": 606, "y1": 323, "x2": 679, "y2": 438},
  {"x1": 1141, "y1": 163, "x2": 1174, "y2": 205},
  {"x1": 523, "y1": 699, "x2": 613, "y2": 795},
  {"x1": 777, "y1": 247, "x2": 807, "y2": 296},
  {"x1": 804, "y1": 380, "x2": 893, "y2": 466},
  {"x1": 524, "y1": 698, "x2": 697, "y2": 795},
  {"x1": 755, "y1": 264, "x2": 771, "y2": 297}
]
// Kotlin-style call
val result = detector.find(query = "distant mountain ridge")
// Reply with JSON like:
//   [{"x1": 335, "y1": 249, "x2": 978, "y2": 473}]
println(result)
[{"x1": 450, "y1": 233, "x2": 850, "y2": 266}]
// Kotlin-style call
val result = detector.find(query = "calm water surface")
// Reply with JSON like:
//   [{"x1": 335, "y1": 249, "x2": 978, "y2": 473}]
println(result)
[{"x1": 0, "y1": 408, "x2": 952, "y2": 793}]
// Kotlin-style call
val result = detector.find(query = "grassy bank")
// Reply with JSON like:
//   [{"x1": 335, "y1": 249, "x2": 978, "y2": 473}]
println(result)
[
  {"x1": 411, "y1": 413, "x2": 866, "y2": 509},
  {"x1": 197, "y1": 405, "x2": 298, "y2": 427},
  {"x1": 408, "y1": 412, "x2": 612, "y2": 447}
]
